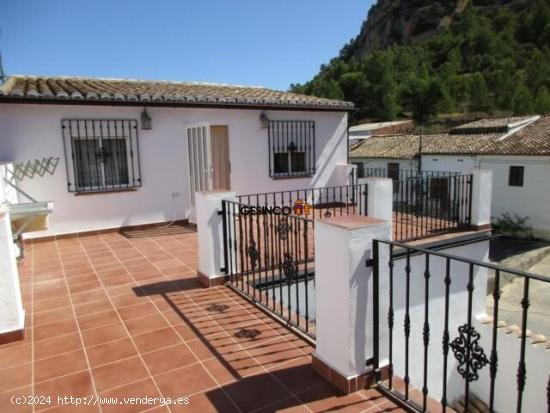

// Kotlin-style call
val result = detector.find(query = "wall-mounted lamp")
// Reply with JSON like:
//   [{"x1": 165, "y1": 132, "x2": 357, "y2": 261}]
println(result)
[
  {"x1": 259, "y1": 112, "x2": 269, "y2": 129},
  {"x1": 141, "y1": 108, "x2": 152, "y2": 130}
]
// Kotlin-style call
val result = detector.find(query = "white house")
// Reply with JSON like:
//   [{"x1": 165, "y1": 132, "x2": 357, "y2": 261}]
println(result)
[
  {"x1": 350, "y1": 115, "x2": 550, "y2": 239},
  {"x1": 0, "y1": 75, "x2": 353, "y2": 238}
]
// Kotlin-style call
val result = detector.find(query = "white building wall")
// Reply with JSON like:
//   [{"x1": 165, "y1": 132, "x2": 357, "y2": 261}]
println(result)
[
  {"x1": 0, "y1": 104, "x2": 347, "y2": 237},
  {"x1": 479, "y1": 156, "x2": 550, "y2": 240},
  {"x1": 386, "y1": 240, "x2": 489, "y2": 405},
  {"x1": 351, "y1": 157, "x2": 417, "y2": 174},
  {"x1": 421, "y1": 155, "x2": 476, "y2": 174}
]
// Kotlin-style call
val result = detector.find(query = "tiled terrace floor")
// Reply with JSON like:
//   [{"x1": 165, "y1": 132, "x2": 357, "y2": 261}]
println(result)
[{"x1": 0, "y1": 226, "x2": 403, "y2": 413}]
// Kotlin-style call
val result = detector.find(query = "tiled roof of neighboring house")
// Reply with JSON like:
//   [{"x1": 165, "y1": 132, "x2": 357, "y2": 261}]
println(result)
[
  {"x1": 349, "y1": 134, "x2": 422, "y2": 159},
  {"x1": 450, "y1": 115, "x2": 537, "y2": 134},
  {"x1": 350, "y1": 115, "x2": 550, "y2": 158},
  {"x1": 0, "y1": 75, "x2": 354, "y2": 110}
]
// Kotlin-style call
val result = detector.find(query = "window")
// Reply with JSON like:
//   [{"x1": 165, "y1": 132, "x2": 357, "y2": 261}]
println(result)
[
  {"x1": 352, "y1": 162, "x2": 365, "y2": 178},
  {"x1": 268, "y1": 120, "x2": 315, "y2": 178},
  {"x1": 62, "y1": 119, "x2": 141, "y2": 193},
  {"x1": 509, "y1": 166, "x2": 524, "y2": 187},
  {"x1": 387, "y1": 163, "x2": 400, "y2": 181}
]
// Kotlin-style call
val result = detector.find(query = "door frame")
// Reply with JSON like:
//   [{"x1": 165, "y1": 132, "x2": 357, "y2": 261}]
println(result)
[{"x1": 186, "y1": 122, "x2": 213, "y2": 223}]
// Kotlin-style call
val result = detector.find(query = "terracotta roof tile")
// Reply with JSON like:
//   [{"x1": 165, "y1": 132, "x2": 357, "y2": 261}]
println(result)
[
  {"x1": 350, "y1": 115, "x2": 550, "y2": 158},
  {"x1": 0, "y1": 75, "x2": 353, "y2": 110}
]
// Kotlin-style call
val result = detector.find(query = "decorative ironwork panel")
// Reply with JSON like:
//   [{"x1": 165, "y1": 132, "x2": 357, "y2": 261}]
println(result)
[
  {"x1": 282, "y1": 253, "x2": 296, "y2": 284},
  {"x1": 276, "y1": 218, "x2": 291, "y2": 241},
  {"x1": 450, "y1": 324, "x2": 489, "y2": 382},
  {"x1": 247, "y1": 240, "x2": 259, "y2": 269}
]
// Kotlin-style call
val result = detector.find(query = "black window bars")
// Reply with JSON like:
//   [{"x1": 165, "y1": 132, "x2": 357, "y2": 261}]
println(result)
[
  {"x1": 268, "y1": 120, "x2": 315, "y2": 178},
  {"x1": 61, "y1": 119, "x2": 142, "y2": 193}
]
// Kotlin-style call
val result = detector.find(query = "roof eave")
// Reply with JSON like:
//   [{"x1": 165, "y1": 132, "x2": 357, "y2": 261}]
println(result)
[{"x1": 0, "y1": 96, "x2": 354, "y2": 112}]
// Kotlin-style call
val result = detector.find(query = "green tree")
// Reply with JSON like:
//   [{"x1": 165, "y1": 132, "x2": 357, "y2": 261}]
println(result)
[
  {"x1": 535, "y1": 87, "x2": 550, "y2": 113},
  {"x1": 512, "y1": 84, "x2": 535, "y2": 115},
  {"x1": 364, "y1": 52, "x2": 397, "y2": 120},
  {"x1": 402, "y1": 77, "x2": 444, "y2": 123},
  {"x1": 469, "y1": 73, "x2": 492, "y2": 112}
]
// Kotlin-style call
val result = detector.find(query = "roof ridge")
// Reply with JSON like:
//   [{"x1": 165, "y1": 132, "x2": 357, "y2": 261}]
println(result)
[{"x1": 7, "y1": 74, "x2": 269, "y2": 90}]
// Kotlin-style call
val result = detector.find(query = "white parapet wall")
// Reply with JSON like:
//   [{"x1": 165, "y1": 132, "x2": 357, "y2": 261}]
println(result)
[
  {"x1": 196, "y1": 190, "x2": 236, "y2": 287},
  {"x1": 0, "y1": 205, "x2": 25, "y2": 338}
]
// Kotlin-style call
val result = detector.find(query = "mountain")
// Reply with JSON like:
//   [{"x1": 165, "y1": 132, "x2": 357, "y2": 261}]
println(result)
[{"x1": 291, "y1": 0, "x2": 550, "y2": 123}]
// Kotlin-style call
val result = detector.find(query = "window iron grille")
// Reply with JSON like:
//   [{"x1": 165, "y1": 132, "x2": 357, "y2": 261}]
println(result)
[
  {"x1": 61, "y1": 119, "x2": 142, "y2": 193},
  {"x1": 268, "y1": 120, "x2": 315, "y2": 178}
]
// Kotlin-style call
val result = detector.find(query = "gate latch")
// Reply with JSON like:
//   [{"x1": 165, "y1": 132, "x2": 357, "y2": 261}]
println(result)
[{"x1": 365, "y1": 258, "x2": 375, "y2": 267}]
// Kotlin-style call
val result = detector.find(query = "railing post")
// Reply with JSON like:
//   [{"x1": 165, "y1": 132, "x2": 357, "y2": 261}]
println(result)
[
  {"x1": 196, "y1": 190, "x2": 236, "y2": 287},
  {"x1": 372, "y1": 239, "x2": 380, "y2": 380},
  {"x1": 358, "y1": 177, "x2": 393, "y2": 223},
  {"x1": 469, "y1": 168, "x2": 492, "y2": 229},
  {"x1": 312, "y1": 214, "x2": 391, "y2": 394}
]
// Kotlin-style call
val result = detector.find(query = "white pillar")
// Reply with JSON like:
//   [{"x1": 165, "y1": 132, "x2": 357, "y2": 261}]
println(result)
[
  {"x1": 469, "y1": 169, "x2": 492, "y2": 228},
  {"x1": 196, "y1": 191, "x2": 236, "y2": 287},
  {"x1": 358, "y1": 177, "x2": 393, "y2": 223},
  {"x1": 313, "y1": 214, "x2": 391, "y2": 393},
  {"x1": 0, "y1": 205, "x2": 25, "y2": 342}
]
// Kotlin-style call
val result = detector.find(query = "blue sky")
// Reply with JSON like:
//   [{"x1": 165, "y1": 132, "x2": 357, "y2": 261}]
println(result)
[{"x1": 0, "y1": 0, "x2": 373, "y2": 91}]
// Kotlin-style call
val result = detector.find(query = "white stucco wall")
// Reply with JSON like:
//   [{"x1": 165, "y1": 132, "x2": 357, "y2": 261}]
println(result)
[
  {"x1": 350, "y1": 157, "x2": 417, "y2": 175},
  {"x1": 420, "y1": 155, "x2": 477, "y2": 174},
  {"x1": 479, "y1": 156, "x2": 550, "y2": 240},
  {"x1": 385, "y1": 240, "x2": 489, "y2": 405},
  {"x1": 0, "y1": 104, "x2": 347, "y2": 237}
]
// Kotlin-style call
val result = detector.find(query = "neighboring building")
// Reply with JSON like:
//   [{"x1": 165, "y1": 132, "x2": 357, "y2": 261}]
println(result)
[
  {"x1": 348, "y1": 119, "x2": 413, "y2": 143},
  {"x1": 350, "y1": 115, "x2": 550, "y2": 239},
  {"x1": 0, "y1": 75, "x2": 353, "y2": 237}
]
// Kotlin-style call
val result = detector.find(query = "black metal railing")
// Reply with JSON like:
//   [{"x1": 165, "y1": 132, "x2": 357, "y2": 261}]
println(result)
[
  {"x1": 372, "y1": 239, "x2": 550, "y2": 413},
  {"x1": 236, "y1": 183, "x2": 369, "y2": 220},
  {"x1": 61, "y1": 119, "x2": 141, "y2": 193},
  {"x1": 221, "y1": 199, "x2": 316, "y2": 338},
  {"x1": 391, "y1": 174, "x2": 472, "y2": 241},
  {"x1": 364, "y1": 168, "x2": 461, "y2": 181}
]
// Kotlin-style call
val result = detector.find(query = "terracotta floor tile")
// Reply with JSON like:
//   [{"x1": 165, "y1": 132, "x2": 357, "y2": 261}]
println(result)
[
  {"x1": 71, "y1": 289, "x2": 110, "y2": 305},
  {"x1": 33, "y1": 306, "x2": 75, "y2": 327},
  {"x1": 253, "y1": 396, "x2": 310, "y2": 413},
  {"x1": 173, "y1": 389, "x2": 237, "y2": 413},
  {"x1": 296, "y1": 383, "x2": 376, "y2": 413},
  {"x1": 99, "y1": 378, "x2": 162, "y2": 413},
  {"x1": 223, "y1": 373, "x2": 292, "y2": 412},
  {"x1": 0, "y1": 343, "x2": 32, "y2": 369},
  {"x1": 0, "y1": 385, "x2": 33, "y2": 413},
  {"x1": 270, "y1": 356, "x2": 327, "y2": 395},
  {"x1": 81, "y1": 323, "x2": 129, "y2": 347},
  {"x1": 117, "y1": 302, "x2": 159, "y2": 322},
  {"x1": 154, "y1": 364, "x2": 217, "y2": 398},
  {"x1": 34, "y1": 333, "x2": 83, "y2": 361},
  {"x1": 73, "y1": 298, "x2": 114, "y2": 318},
  {"x1": 91, "y1": 356, "x2": 149, "y2": 393},
  {"x1": 124, "y1": 313, "x2": 171, "y2": 336},
  {"x1": 86, "y1": 338, "x2": 137, "y2": 367},
  {"x1": 132, "y1": 327, "x2": 182, "y2": 354},
  {"x1": 142, "y1": 344, "x2": 198, "y2": 376},
  {"x1": 77, "y1": 309, "x2": 121, "y2": 331},
  {"x1": 34, "y1": 319, "x2": 79, "y2": 342},
  {"x1": 34, "y1": 349, "x2": 88, "y2": 383},
  {"x1": 0, "y1": 362, "x2": 32, "y2": 392},
  {"x1": 34, "y1": 371, "x2": 94, "y2": 399}
]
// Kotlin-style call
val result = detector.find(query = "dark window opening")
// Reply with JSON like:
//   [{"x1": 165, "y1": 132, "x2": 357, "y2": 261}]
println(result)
[
  {"x1": 509, "y1": 166, "x2": 524, "y2": 187},
  {"x1": 268, "y1": 120, "x2": 315, "y2": 178},
  {"x1": 62, "y1": 119, "x2": 141, "y2": 193},
  {"x1": 352, "y1": 162, "x2": 365, "y2": 178},
  {"x1": 387, "y1": 163, "x2": 400, "y2": 181}
]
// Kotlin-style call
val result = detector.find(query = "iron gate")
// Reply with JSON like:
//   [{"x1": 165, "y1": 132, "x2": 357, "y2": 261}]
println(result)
[{"x1": 220, "y1": 199, "x2": 316, "y2": 338}]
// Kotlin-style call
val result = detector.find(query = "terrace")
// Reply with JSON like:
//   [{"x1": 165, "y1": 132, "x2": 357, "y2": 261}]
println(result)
[{"x1": 0, "y1": 229, "x2": 403, "y2": 413}]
